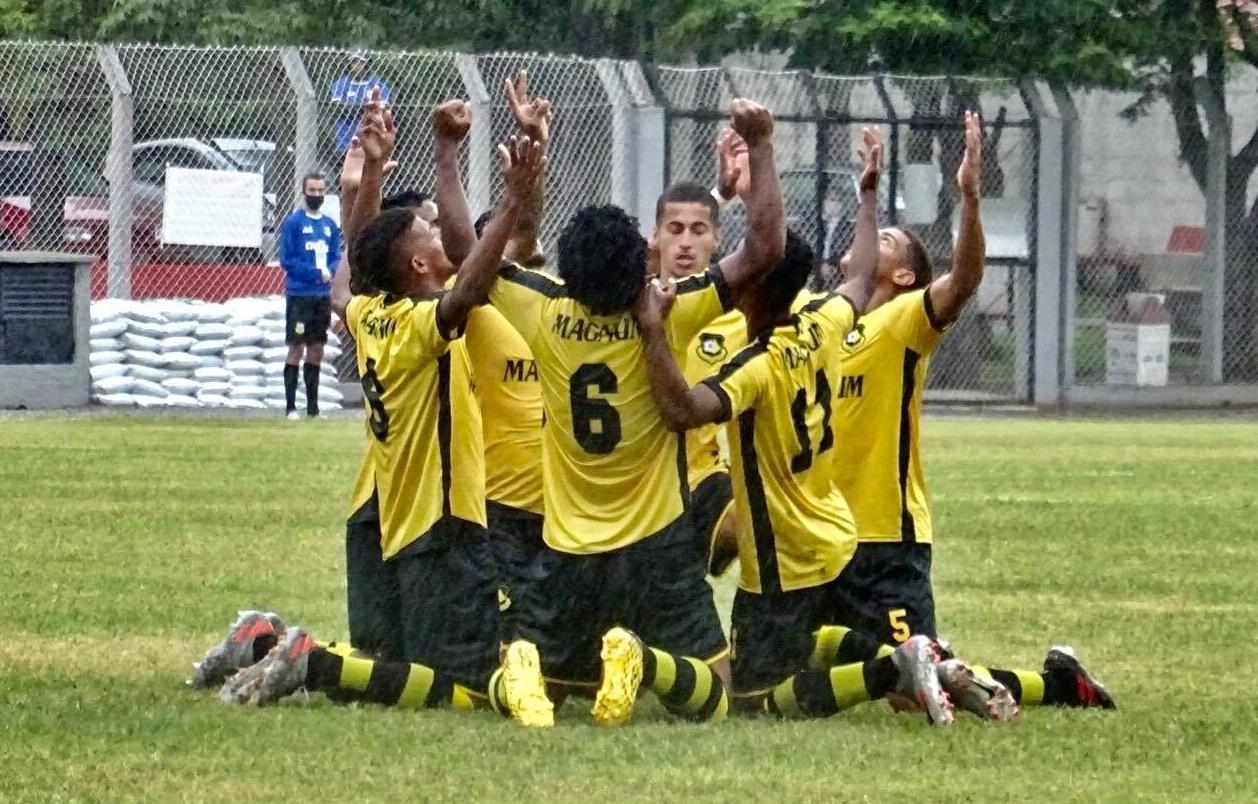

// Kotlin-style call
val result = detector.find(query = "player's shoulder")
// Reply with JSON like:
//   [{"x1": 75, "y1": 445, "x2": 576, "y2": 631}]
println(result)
[
  {"x1": 872, "y1": 288, "x2": 929, "y2": 322},
  {"x1": 499, "y1": 261, "x2": 565, "y2": 298}
]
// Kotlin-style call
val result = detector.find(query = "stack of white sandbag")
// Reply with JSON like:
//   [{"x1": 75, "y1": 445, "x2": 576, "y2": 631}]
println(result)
[{"x1": 89, "y1": 296, "x2": 346, "y2": 410}]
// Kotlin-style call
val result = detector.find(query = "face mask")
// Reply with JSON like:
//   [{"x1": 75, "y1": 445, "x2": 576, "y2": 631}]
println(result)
[{"x1": 305, "y1": 194, "x2": 324, "y2": 211}]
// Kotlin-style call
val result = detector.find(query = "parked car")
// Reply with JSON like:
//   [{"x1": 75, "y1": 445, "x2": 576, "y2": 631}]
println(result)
[{"x1": 0, "y1": 137, "x2": 281, "y2": 262}]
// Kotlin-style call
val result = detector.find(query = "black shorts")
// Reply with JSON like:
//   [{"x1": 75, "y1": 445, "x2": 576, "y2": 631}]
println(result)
[
  {"x1": 286, "y1": 295, "x2": 332, "y2": 344},
  {"x1": 689, "y1": 470, "x2": 735, "y2": 561},
  {"x1": 830, "y1": 542, "x2": 936, "y2": 645},
  {"x1": 344, "y1": 497, "x2": 501, "y2": 690},
  {"x1": 515, "y1": 516, "x2": 728, "y2": 685},
  {"x1": 486, "y1": 500, "x2": 545, "y2": 643},
  {"x1": 730, "y1": 577, "x2": 854, "y2": 693}
]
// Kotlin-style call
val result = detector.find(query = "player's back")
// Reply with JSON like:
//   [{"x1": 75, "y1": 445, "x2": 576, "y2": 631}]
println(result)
[
  {"x1": 705, "y1": 293, "x2": 859, "y2": 593},
  {"x1": 345, "y1": 292, "x2": 485, "y2": 559},
  {"x1": 491, "y1": 264, "x2": 731, "y2": 554},
  {"x1": 828, "y1": 288, "x2": 942, "y2": 544}
]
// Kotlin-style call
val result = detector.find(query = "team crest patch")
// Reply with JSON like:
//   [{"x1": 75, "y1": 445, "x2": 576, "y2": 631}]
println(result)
[
  {"x1": 294, "y1": 322, "x2": 306, "y2": 335},
  {"x1": 842, "y1": 323, "x2": 866, "y2": 352},
  {"x1": 697, "y1": 333, "x2": 728, "y2": 365}
]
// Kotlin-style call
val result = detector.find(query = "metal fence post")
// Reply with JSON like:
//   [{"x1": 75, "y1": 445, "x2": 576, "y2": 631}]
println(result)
[
  {"x1": 95, "y1": 45, "x2": 133, "y2": 300},
  {"x1": 1051, "y1": 85, "x2": 1081, "y2": 394},
  {"x1": 634, "y1": 62, "x2": 667, "y2": 235},
  {"x1": 871, "y1": 74, "x2": 900, "y2": 224},
  {"x1": 1022, "y1": 82, "x2": 1062, "y2": 405},
  {"x1": 455, "y1": 54, "x2": 492, "y2": 219},
  {"x1": 281, "y1": 48, "x2": 318, "y2": 199},
  {"x1": 595, "y1": 60, "x2": 633, "y2": 213},
  {"x1": 1195, "y1": 76, "x2": 1227, "y2": 384}
]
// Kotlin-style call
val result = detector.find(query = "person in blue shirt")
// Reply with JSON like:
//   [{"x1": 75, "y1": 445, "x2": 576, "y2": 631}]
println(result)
[
  {"x1": 278, "y1": 171, "x2": 342, "y2": 419},
  {"x1": 331, "y1": 52, "x2": 392, "y2": 154}
]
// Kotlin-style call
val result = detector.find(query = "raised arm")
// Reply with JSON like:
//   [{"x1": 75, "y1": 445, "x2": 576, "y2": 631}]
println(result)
[
  {"x1": 437, "y1": 136, "x2": 546, "y2": 328},
  {"x1": 432, "y1": 99, "x2": 477, "y2": 266},
  {"x1": 717, "y1": 98, "x2": 786, "y2": 290},
  {"x1": 927, "y1": 111, "x2": 986, "y2": 324},
  {"x1": 636, "y1": 279, "x2": 725, "y2": 431},
  {"x1": 836, "y1": 127, "x2": 883, "y2": 313},
  {"x1": 504, "y1": 70, "x2": 551, "y2": 262},
  {"x1": 346, "y1": 89, "x2": 395, "y2": 263}
]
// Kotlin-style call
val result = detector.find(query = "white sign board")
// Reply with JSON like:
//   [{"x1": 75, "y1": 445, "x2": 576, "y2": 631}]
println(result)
[{"x1": 162, "y1": 167, "x2": 263, "y2": 248}]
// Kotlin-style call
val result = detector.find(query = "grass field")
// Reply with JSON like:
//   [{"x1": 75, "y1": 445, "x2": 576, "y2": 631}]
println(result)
[{"x1": 2, "y1": 413, "x2": 1257, "y2": 802}]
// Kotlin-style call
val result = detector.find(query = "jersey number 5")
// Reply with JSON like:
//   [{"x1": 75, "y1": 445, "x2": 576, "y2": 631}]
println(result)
[
  {"x1": 790, "y1": 369, "x2": 834, "y2": 473},
  {"x1": 361, "y1": 358, "x2": 389, "y2": 442},
  {"x1": 569, "y1": 362, "x2": 621, "y2": 454}
]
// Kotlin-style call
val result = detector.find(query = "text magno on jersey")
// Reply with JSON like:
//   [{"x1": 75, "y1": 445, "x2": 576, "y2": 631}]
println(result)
[
  {"x1": 702, "y1": 294, "x2": 860, "y2": 594},
  {"x1": 489, "y1": 265, "x2": 733, "y2": 554},
  {"x1": 345, "y1": 293, "x2": 486, "y2": 558}
]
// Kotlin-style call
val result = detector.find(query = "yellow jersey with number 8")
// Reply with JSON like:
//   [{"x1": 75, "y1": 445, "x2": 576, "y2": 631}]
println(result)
[{"x1": 345, "y1": 292, "x2": 486, "y2": 559}]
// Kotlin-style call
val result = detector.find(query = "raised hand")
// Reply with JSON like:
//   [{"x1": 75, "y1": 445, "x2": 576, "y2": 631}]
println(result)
[
  {"x1": 432, "y1": 99, "x2": 472, "y2": 143},
  {"x1": 497, "y1": 135, "x2": 546, "y2": 199},
  {"x1": 635, "y1": 276, "x2": 677, "y2": 332},
  {"x1": 505, "y1": 69, "x2": 552, "y2": 144},
  {"x1": 340, "y1": 135, "x2": 397, "y2": 192},
  {"x1": 957, "y1": 110, "x2": 982, "y2": 200},
  {"x1": 728, "y1": 98, "x2": 773, "y2": 148},
  {"x1": 359, "y1": 87, "x2": 396, "y2": 164},
  {"x1": 716, "y1": 128, "x2": 751, "y2": 201},
  {"x1": 857, "y1": 126, "x2": 883, "y2": 194}
]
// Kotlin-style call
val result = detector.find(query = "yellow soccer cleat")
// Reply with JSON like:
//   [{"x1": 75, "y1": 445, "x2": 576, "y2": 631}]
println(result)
[
  {"x1": 501, "y1": 640, "x2": 554, "y2": 727},
  {"x1": 592, "y1": 627, "x2": 644, "y2": 726}
]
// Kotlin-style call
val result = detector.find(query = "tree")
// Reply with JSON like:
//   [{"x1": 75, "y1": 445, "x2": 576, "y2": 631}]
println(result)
[{"x1": 669, "y1": 0, "x2": 1258, "y2": 379}]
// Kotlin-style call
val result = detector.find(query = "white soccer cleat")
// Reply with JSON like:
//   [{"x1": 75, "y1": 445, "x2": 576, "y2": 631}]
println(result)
[
  {"x1": 936, "y1": 659, "x2": 1019, "y2": 722},
  {"x1": 891, "y1": 635, "x2": 954, "y2": 725},
  {"x1": 188, "y1": 610, "x2": 285, "y2": 689}
]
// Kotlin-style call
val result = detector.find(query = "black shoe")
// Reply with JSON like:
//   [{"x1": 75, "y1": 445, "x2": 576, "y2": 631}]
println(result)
[{"x1": 1043, "y1": 646, "x2": 1116, "y2": 709}]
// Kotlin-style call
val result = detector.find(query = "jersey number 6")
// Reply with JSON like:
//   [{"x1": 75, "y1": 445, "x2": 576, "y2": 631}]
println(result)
[
  {"x1": 361, "y1": 358, "x2": 390, "y2": 442},
  {"x1": 569, "y1": 362, "x2": 622, "y2": 454}
]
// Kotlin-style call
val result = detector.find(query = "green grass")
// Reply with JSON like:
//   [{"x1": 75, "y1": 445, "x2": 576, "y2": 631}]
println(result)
[{"x1": 2, "y1": 413, "x2": 1257, "y2": 802}]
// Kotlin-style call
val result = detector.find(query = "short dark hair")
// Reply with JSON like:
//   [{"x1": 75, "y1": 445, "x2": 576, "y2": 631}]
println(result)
[
  {"x1": 655, "y1": 181, "x2": 719, "y2": 224},
  {"x1": 302, "y1": 172, "x2": 325, "y2": 191},
  {"x1": 556, "y1": 205, "x2": 646, "y2": 316},
  {"x1": 761, "y1": 229, "x2": 815, "y2": 317},
  {"x1": 474, "y1": 209, "x2": 494, "y2": 239},
  {"x1": 382, "y1": 189, "x2": 432, "y2": 211},
  {"x1": 351, "y1": 207, "x2": 415, "y2": 295},
  {"x1": 899, "y1": 227, "x2": 934, "y2": 290}
]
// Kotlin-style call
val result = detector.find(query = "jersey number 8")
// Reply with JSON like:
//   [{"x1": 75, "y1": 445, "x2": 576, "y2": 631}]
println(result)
[
  {"x1": 361, "y1": 358, "x2": 390, "y2": 442},
  {"x1": 569, "y1": 362, "x2": 621, "y2": 454}
]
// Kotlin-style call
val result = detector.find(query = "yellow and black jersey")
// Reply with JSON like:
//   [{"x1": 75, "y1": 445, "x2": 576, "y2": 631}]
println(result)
[
  {"x1": 702, "y1": 293, "x2": 860, "y2": 594},
  {"x1": 828, "y1": 288, "x2": 946, "y2": 544},
  {"x1": 489, "y1": 263, "x2": 733, "y2": 554},
  {"x1": 458, "y1": 304, "x2": 543, "y2": 515},
  {"x1": 345, "y1": 292, "x2": 486, "y2": 559},
  {"x1": 681, "y1": 309, "x2": 746, "y2": 487}
]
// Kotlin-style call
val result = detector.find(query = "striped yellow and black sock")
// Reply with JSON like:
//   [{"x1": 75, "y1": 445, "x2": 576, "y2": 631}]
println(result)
[
  {"x1": 808, "y1": 625, "x2": 895, "y2": 669},
  {"x1": 305, "y1": 644, "x2": 479, "y2": 710},
  {"x1": 766, "y1": 656, "x2": 899, "y2": 718},
  {"x1": 974, "y1": 665, "x2": 1046, "y2": 706},
  {"x1": 640, "y1": 647, "x2": 728, "y2": 722}
]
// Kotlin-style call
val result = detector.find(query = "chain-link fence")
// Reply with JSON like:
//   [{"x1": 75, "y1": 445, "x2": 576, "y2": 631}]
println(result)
[
  {"x1": 652, "y1": 67, "x2": 1039, "y2": 402},
  {"x1": 3, "y1": 40, "x2": 1256, "y2": 403}
]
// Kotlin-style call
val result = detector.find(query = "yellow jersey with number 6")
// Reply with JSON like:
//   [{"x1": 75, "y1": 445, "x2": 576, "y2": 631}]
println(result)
[
  {"x1": 345, "y1": 292, "x2": 486, "y2": 559},
  {"x1": 489, "y1": 264, "x2": 733, "y2": 554}
]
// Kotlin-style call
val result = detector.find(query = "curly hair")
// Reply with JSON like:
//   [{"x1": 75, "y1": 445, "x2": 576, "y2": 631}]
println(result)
[
  {"x1": 761, "y1": 228, "x2": 815, "y2": 318},
  {"x1": 381, "y1": 189, "x2": 432, "y2": 212},
  {"x1": 556, "y1": 205, "x2": 646, "y2": 316},
  {"x1": 350, "y1": 207, "x2": 416, "y2": 295}
]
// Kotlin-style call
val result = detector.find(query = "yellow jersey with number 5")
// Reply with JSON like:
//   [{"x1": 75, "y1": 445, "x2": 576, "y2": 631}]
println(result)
[
  {"x1": 489, "y1": 264, "x2": 733, "y2": 554},
  {"x1": 829, "y1": 289, "x2": 945, "y2": 544},
  {"x1": 345, "y1": 292, "x2": 486, "y2": 559}
]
